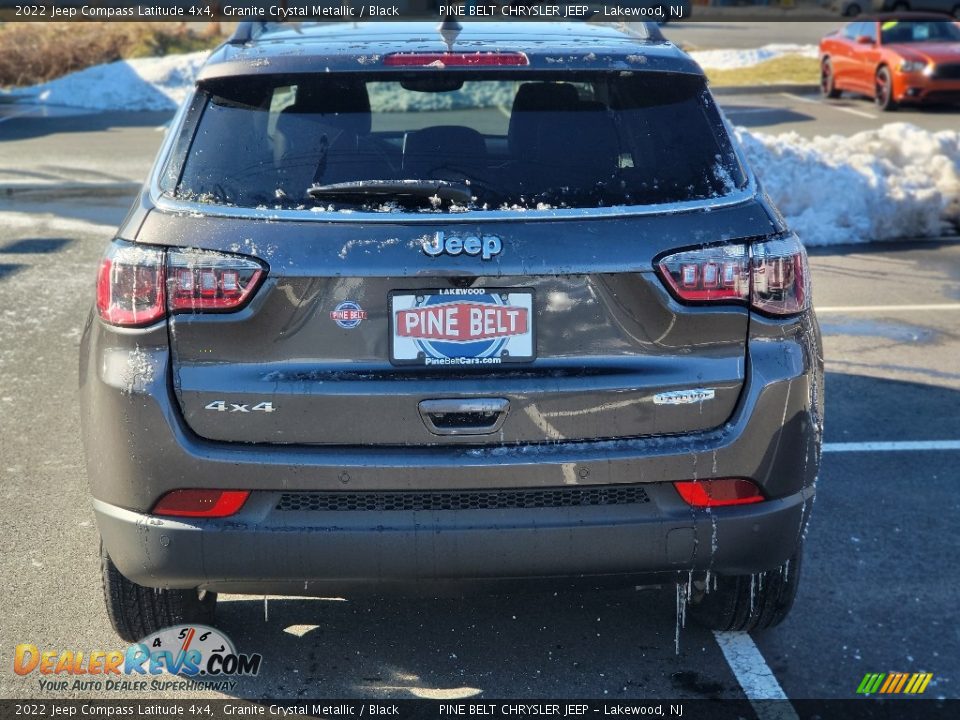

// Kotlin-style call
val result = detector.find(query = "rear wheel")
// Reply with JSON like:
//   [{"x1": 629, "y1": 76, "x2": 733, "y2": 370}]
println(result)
[
  {"x1": 101, "y1": 540, "x2": 217, "y2": 642},
  {"x1": 843, "y1": 3, "x2": 861, "y2": 16},
  {"x1": 821, "y1": 59, "x2": 842, "y2": 99},
  {"x1": 875, "y1": 67, "x2": 898, "y2": 111},
  {"x1": 688, "y1": 547, "x2": 802, "y2": 632}
]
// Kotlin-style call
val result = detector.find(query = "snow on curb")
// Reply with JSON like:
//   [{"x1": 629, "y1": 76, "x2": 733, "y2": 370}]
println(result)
[
  {"x1": 738, "y1": 123, "x2": 960, "y2": 246},
  {"x1": 690, "y1": 44, "x2": 818, "y2": 71},
  {"x1": 10, "y1": 51, "x2": 209, "y2": 111}
]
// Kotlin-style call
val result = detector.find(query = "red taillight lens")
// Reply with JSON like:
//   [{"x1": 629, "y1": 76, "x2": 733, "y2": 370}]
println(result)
[
  {"x1": 96, "y1": 242, "x2": 266, "y2": 327},
  {"x1": 96, "y1": 244, "x2": 166, "y2": 327},
  {"x1": 673, "y1": 479, "x2": 764, "y2": 507},
  {"x1": 167, "y1": 250, "x2": 264, "y2": 312},
  {"x1": 152, "y1": 489, "x2": 250, "y2": 518},
  {"x1": 384, "y1": 52, "x2": 529, "y2": 67},
  {"x1": 658, "y1": 245, "x2": 749, "y2": 302},
  {"x1": 656, "y1": 234, "x2": 809, "y2": 316},
  {"x1": 750, "y1": 235, "x2": 809, "y2": 316}
]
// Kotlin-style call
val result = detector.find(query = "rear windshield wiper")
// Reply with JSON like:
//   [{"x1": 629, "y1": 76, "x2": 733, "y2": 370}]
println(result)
[{"x1": 307, "y1": 180, "x2": 474, "y2": 205}]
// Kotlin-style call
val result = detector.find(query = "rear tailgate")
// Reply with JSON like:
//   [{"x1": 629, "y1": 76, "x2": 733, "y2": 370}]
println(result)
[{"x1": 140, "y1": 201, "x2": 774, "y2": 446}]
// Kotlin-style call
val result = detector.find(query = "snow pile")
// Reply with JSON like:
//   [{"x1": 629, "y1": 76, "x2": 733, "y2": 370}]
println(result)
[
  {"x1": 690, "y1": 44, "x2": 818, "y2": 70},
  {"x1": 738, "y1": 123, "x2": 960, "y2": 245},
  {"x1": 11, "y1": 51, "x2": 209, "y2": 111}
]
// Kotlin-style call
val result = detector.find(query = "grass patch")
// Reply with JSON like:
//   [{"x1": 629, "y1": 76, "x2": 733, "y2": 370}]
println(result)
[
  {"x1": 0, "y1": 23, "x2": 223, "y2": 88},
  {"x1": 706, "y1": 55, "x2": 820, "y2": 88}
]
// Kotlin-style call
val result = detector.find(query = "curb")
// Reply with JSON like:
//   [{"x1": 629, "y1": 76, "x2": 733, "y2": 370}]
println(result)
[
  {"x1": 710, "y1": 83, "x2": 820, "y2": 96},
  {"x1": 1, "y1": 182, "x2": 141, "y2": 200}
]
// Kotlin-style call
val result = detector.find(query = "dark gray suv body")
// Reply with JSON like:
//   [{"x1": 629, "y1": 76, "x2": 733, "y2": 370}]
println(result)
[{"x1": 80, "y1": 21, "x2": 823, "y2": 641}]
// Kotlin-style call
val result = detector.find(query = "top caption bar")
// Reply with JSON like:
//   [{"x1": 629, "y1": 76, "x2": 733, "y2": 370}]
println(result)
[{"x1": 0, "y1": 1, "x2": 866, "y2": 23}]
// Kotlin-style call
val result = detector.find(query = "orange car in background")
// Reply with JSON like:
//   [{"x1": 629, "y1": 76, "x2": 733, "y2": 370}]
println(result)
[{"x1": 819, "y1": 15, "x2": 960, "y2": 110}]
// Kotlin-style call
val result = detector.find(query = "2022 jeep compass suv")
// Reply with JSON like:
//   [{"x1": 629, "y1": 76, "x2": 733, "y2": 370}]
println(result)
[{"x1": 80, "y1": 21, "x2": 823, "y2": 642}]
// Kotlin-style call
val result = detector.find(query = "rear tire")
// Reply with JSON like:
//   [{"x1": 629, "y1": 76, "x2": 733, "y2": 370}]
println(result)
[
  {"x1": 101, "y1": 540, "x2": 217, "y2": 642},
  {"x1": 875, "y1": 67, "x2": 898, "y2": 112},
  {"x1": 843, "y1": 3, "x2": 861, "y2": 16},
  {"x1": 688, "y1": 547, "x2": 802, "y2": 632},
  {"x1": 821, "y1": 59, "x2": 842, "y2": 99}
]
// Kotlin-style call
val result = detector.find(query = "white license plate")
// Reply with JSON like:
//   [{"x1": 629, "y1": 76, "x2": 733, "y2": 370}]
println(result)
[{"x1": 390, "y1": 289, "x2": 535, "y2": 366}]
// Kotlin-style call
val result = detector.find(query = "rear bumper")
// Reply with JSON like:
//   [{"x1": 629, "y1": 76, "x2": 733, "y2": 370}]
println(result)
[
  {"x1": 81, "y1": 311, "x2": 822, "y2": 592},
  {"x1": 94, "y1": 485, "x2": 813, "y2": 593}
]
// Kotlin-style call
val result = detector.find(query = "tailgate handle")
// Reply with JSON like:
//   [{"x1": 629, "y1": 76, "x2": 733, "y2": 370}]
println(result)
[{"x1": 419, "y1": 398, "x2": 510, "y2": 436}]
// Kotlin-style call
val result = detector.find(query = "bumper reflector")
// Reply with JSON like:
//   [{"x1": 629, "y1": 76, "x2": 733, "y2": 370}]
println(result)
[
  {"x1": 673, "y1": 479, "x2": 764, "y2": 508},
  {"x1": 152, "y1": 489, "x2": 250, "y2": 518}
]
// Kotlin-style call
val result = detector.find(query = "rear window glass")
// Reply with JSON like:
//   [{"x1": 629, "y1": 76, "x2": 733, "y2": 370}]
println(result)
[{"x1": 172, "y1": 72, "x2": 746, "y2": 213}]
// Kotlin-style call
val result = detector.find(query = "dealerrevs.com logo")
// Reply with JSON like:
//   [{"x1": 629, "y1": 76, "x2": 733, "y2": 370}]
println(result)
[{"x1": 14, "y1": 625, "x2": 261, "y2": 693}]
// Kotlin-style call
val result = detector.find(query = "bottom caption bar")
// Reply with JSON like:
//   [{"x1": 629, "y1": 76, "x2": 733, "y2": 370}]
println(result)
[{"x1": 1, "y1": 700, "x2": 955, "y2": 720}]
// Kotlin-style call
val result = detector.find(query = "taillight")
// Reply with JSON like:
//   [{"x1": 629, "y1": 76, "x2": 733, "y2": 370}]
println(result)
[
  {"x1": 384, "y1": 52, "x2": 529, "y2": 67},
  {"x1": 656, "y1": 233, "x2": 810, "y2": 316},
  {"x1": 750, "y1": 235, "x2": 809, "y2": 316},
  {"x1": 96, "y1": 243, "x2": 166, "y2": 327},
  {"x1": 167, "y1": 249, "x2": 264, "y2": 312},
  {"x1": 96, "y1": 242, "x2": 266, "y2": 327},
  {"x1": 657, "y1": 244, "x2": 749, "y2": 302},
  {"x1": 152, "y1": 489, "x2": 250, "y2": 518},
  {"x1": 673, "y1": 479, "x2": 764, "y2": 507}
]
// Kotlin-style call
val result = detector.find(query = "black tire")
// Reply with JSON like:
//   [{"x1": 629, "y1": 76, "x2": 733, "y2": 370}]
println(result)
[
  {"x1": 821, "y1": 59, "x2": 842, "y2": 99},
  {"x1": 875, "y1": 66, "x2": 898, "y2": 111},
  {"x1": 101, "y1": 540, "x2": 216, "y2": 642},
  {"x1": 688, "y1": 547, "x2": 802, "y2": 632},
  {"x1": 892, "y1": 1, "x2": 909, "y2": 9},
  {"x1": 843, "y1": 3, "x2": 861, "y2": 16}
]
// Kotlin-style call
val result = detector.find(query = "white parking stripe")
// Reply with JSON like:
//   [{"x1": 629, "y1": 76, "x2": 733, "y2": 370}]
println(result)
[
  {"x1": 824, "y1": 440, "x2": 960, "y2": 453},
  {"x1": 817, "y1": 303, "x2": 960, "y2": 313},
  {"x1": 726, "y1": 108, "x2": 782, "y2": 115},
  {"x1": 780, "y1": 92, "x2": 819, "y2": 104},
  {"x1": 714, "y1": 631, "x2": 798, "y2": 719},
  {"x1": 832, "y1": 106, "x2": 879, "y2": 120}
]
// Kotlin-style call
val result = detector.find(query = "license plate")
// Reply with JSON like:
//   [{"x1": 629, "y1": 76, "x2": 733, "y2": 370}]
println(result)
[{"x1": 390, "y1": 289, "x2": 535, "y2": 366}]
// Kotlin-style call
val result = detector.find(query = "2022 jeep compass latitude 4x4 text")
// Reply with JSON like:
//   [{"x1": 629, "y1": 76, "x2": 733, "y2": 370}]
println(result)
[{"x1": 79, "y1": 21, "x2": 823, "y2": 642}]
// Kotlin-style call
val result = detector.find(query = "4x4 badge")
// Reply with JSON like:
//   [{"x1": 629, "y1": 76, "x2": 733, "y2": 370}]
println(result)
[{"x1": 422, "y1": 232, "x2": 502, "y2": 261}]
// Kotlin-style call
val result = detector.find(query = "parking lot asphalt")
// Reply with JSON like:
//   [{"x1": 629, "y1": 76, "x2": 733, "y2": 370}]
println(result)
[
  {"x1": 717, "y1": 89, "x2": 960, "y2": 136},
  {"x1": 1, "y1": 198, "x2": 958, "y2": 706}
]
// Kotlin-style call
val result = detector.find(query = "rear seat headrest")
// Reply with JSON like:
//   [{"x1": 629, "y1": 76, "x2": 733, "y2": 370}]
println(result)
[
  {"x1": 511, "y1": 82, "x2": 581, "y2": 113},
  {"x1": 282, "y1": 80, "x2": 372, "y2": 136},
  {"x1": 403, "y1": 126, "x2": 487, "y2": 177},
  {"x1": 508, "y1": 82, "x2": 583, "y2": 156}
]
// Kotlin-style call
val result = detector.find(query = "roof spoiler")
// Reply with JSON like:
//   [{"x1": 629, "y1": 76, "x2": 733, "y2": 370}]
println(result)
[
  {"x1": 606, "y1": 21, "x2": 665, "y2": 41},
  {"x1": 228, "y1": 21, "x2": 269, "y2": 45}
]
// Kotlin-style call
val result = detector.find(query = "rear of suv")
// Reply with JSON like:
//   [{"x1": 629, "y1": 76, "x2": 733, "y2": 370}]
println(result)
[{"x1": 80, "y1": 21, "x2": 823, "y2": 642}]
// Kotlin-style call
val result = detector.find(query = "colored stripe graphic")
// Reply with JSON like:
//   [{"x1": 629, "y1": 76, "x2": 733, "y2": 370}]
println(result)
[
  {"x1": 857, "y1": 672, "x2": 932, "y2": 695},
  {"x1": 857, "y1": 673, "x2": 885, "y2": 694},
  {"x1": 893, "y1": 673, "x2": 910, "y2": 693},
  {"x1": 879, "y1": 673, "x2": 898, "y2": 693},
  {"x1": 906, "y1": 673, "x2": 933, "y2": 694}
]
